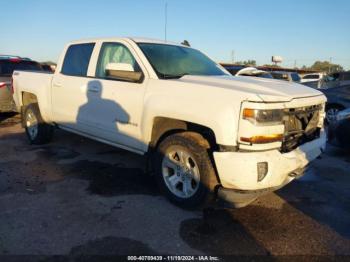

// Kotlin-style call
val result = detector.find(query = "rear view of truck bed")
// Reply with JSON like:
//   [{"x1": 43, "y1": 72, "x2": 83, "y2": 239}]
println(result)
[
  {"x1": 12, "y1": 70, "x2": 53, "y2": 117},
  {"x1": 0, "y1": 56, "x2": 44, "y2": 112}
]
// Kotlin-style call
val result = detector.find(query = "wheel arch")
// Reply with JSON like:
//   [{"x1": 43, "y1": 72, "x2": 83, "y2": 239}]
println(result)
[
  {"x1": 20, "y1": 91, "x2": 51, "y2": 123},
  {"x1": 148, "y1": 117, "x2": 218, "y2": 152},
  {"x1": 22, "y1": 92, "x2": 38, "y2": 106}
]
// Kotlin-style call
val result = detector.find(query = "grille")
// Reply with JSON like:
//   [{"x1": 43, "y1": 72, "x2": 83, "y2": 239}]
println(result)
[{"x1": 281, "y1": 104, "x2": 322, "y2": 153}]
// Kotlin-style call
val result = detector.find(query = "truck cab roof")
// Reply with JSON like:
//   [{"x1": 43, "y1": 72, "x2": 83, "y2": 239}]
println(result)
[{"x1": 67, "y1": 37, "x2": 185, "y2": 47}]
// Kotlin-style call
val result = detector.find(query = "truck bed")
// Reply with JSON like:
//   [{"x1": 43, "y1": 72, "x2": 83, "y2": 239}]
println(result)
[{"x1": 12, "y1": 70, "x2": 54, "y2": 119}]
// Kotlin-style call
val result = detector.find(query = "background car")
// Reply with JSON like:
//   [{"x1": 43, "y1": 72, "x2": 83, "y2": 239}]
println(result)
[
  {"x1": 320, "y1": 71, "x2": 350, "y2": 89},
  {"x1": 300, "y1": 73, "x2": 324, "y2": 83},
  {"x1": 0, "y1": 55, "x2": 43, "y2": 112},
  {"x1": 327, "y1": 107, "x2": 350, "y2": 150},
  {"x1": 271, "y1": 71, "x2": 301, "y2": 83},
  {"x1": 321, "y1": 84, "x2": 350, "y2": 123},
  {"x1": 300, "y1": 73, "x2": 324, "y2": 89}
]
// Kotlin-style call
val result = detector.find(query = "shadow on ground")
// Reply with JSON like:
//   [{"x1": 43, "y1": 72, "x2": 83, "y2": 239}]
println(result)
[
  {"x1": 278, "y1": 165, "x2": 350, "y2": 239},
  {"x1": 180, "y1": 208, "x2": 270, "y2": 255},
  {"x1": 1, "y1": 116, "x2": 350, "y2": 256},
  {"x1": 65, "y1": 160, "x2": 158, "y2": 196},
  {"x1": 26, "y1": 237, "x2": 158, "y2": 262}
]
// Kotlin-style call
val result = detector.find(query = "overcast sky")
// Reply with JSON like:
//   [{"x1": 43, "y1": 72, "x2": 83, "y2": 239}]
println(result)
[{"x1": 1, "y1": 0, "x2": 349, "y2": 69}]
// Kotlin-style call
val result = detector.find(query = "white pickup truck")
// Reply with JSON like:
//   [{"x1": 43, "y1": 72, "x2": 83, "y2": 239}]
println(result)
[{"x1": 12, "y1": 37, "x2": 327, "y2": 208}]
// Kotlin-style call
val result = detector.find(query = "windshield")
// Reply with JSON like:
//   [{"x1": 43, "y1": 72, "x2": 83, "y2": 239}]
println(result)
[{"x1": 138, "y1": 43, "x2": 227, "y2": 79}]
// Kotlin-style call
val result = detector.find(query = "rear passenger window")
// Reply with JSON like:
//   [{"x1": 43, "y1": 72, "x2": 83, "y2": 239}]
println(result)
[{"x1": 61, "y1": 43, "x2": 95, "y2": 76}]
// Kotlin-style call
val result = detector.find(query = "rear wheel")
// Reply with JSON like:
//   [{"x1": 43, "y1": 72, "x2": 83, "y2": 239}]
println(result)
[
  {"x1": 154, "y1": 132, "x2": 218, "y2": 208},
  {"x1": 23, "y1": 103, "x2": 53, "y2": 144}
]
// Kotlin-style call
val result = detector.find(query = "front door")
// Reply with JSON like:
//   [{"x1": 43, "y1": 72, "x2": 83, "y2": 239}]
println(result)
[{"x1": 87, "y1": 41, "x2": 147, "y2": 152}]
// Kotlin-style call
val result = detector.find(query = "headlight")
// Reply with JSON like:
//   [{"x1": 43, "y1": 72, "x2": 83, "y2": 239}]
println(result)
[{"x1": 243, "y1": 108, "x2": 284, "y2": 125}]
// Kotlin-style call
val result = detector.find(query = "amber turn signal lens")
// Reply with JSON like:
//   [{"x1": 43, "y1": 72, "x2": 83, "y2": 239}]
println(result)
[
  {"x1": 240, "y1": 134, "x2": 283, "y2": 144},
  {"x1": 243, "y1": 108, "x2": 255, "y2": 119}
]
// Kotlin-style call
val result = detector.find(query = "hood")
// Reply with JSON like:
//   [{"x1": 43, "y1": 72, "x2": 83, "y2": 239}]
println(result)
[{"x1": 175, "y1": 75, "x2": 323, "y2": 102}]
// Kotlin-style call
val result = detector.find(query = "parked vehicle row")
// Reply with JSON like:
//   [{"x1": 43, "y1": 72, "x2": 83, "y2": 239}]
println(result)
[
  {"x1": 223, "y1": 64, "x2": 349, "y2": 91},
  {"x1": 321, "y1": 71, "x2": 350, "y2": 89},
  {"x1": 234, "y1": 67, "x2": 273, "y2": 78},
  {"x1": 12, "y1": 37, "x2": 327, "y2": 208},
  {"x1": 270, "y1": 71, "x2": 301, "y2": 83}
]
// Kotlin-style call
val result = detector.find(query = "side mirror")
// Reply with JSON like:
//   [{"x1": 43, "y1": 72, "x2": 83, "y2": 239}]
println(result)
[{"x1": 105, "y1": 63, "x2": 143, "y2": 83}]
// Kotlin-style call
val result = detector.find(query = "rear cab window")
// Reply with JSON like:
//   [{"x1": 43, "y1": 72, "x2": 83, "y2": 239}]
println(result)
[{"x1": 61, "y1": 43, "x2": 95, "y2": 76}]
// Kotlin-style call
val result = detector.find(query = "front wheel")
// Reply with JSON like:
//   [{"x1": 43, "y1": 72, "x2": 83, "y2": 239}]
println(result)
[
  {"x1": 326, "y1": 106, "x2": 343, "y2": 123},
  {"x1": 154, "y1": 132, "x2": 218, "y2": 208},
  {"x1": 23, "y1": 103, "x2": 53, "y2": 144}
]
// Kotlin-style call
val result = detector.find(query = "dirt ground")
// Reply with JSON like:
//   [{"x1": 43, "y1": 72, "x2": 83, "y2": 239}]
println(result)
[{"x1": 0, "y1": 113, "x2": 349, "y2": 259}]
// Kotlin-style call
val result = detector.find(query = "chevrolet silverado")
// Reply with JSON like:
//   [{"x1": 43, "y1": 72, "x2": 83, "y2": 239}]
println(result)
[{"x1": 12, "y1": 37, "x2": 327, "y2": 208}]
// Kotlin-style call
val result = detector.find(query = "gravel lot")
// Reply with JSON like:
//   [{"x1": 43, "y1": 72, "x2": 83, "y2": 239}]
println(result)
[{"x1": 0, "y1": 113, "x2": 349, "y2": 259}]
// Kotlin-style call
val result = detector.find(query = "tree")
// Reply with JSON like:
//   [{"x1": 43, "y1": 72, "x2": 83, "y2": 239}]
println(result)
[{"x1": 309, "y1": 61, "x2": 343, "y2": 73}]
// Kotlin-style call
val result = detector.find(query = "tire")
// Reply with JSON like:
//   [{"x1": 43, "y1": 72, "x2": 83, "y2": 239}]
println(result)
[
  {"x1": 23, "y1": 103, "x2": 53, "y2": 145},
  {"x1": 325, "y1": 105, "x2": 345, "y2": 140},
  {"x1": 154, "y1": 132, "x2": 218, "y2": 208},
  {"x1": 325, "y1": 105, "x2": 344, "y2": 124}
]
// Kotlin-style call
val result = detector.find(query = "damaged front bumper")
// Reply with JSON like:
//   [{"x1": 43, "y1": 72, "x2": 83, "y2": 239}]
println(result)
[{"x1": 214, "y1": 130, "x2": 327, "y2": 207}]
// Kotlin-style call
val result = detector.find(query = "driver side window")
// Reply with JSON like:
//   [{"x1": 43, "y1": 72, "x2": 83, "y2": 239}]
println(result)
[{"x1": 96, "y1": 42, "x2": 141, "y2": 78}]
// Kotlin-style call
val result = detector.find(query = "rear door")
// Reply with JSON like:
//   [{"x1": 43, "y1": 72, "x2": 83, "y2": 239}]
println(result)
[{"x1": 51, "y1": 43, "x2": 95, "y2": 132}]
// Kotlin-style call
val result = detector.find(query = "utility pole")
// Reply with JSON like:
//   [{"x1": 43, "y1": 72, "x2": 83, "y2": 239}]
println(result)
[
  {"x1": 231, "y1": 50, "x2": 235, "y2": 64},
  {"x1": 164, "y1": 2, "x2": 168, "y2": 42},
  {"x1": 294, "y1": 60, "x2": 297, "y2": 68}
]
